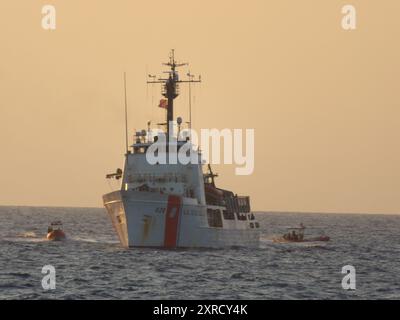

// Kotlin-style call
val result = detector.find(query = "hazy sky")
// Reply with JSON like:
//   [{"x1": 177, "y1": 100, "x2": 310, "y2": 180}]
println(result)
[{"x1": 0, "y1": 1, "x2": 399, "y2": 213}]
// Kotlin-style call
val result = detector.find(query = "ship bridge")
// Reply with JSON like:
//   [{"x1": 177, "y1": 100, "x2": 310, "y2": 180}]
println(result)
[{"x1": 120, "y1": 128, "x2": 206, "y2": 205}]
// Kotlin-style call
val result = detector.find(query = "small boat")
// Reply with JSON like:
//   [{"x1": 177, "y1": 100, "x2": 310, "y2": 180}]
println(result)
[
  {"x1": 311, "y1": 235, "x2": 330, "y2": 242},
  {"x1": 273, "y1": 224, "x2": 330, "y2": 243},
  {"x1": 46, "y1": 221, "x2": 66, "y2": 241}
]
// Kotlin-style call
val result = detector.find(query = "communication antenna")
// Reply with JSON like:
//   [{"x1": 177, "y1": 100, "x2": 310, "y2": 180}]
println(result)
[
  {"x1": 124, "y1": 72, "x2": 129, "y2": 154},
  {"x1": 177, "y1": 116, "x2": 182, "y2": 139},
  {"x1": 148, "y1": 74, "x2": 156, "y2": 106},
  {"x1": 147, "y1": 120, "x2": 151, "y2": 143},
  {"x1": 187, "y1": 71, "x2": 195, "y2": 133},
  {"x1": 147, "y1": 50, "x2": 201, "y2": 151}
]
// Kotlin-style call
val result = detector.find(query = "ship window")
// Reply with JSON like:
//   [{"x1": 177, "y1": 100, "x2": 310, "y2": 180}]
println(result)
[
  {"x1": 236, "y1": 212, "x2": 247, "y2": 221},
  {"x1": 255, "y1": 222, "x2": 260, "y2": 228},
  {"x1": 222, "y1": 210, "x2": 235, "y2": 220},
  {"x1": 249, "y1": 222, "x2": 254, "y2": 228},
  {"x1": 237, "y1": 196, "x2": 251, "y2": 213},
  {"x1": 207, "y1": 209, "x2": 223, "y2": 228},
  {"x1": 247, "y1": 213, "x2": 255, "y2": 220}
]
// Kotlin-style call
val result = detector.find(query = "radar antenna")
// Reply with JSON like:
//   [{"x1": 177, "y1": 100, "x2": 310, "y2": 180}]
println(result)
[{"x1": 147, "y1": 50, "x2": 201, "y2": 151}]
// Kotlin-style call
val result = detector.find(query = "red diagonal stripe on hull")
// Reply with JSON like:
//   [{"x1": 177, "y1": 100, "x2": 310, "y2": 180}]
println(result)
[{"x1": 164, "y1": 195, "x2": 181, "y2": 248}]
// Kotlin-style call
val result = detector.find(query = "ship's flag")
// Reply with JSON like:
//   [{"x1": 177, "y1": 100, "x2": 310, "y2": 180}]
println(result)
[{"x1": 159, "y1": 99, "x2": 168, "y2": 109}]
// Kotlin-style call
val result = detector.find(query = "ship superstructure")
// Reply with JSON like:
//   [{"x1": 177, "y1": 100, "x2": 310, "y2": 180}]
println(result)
[{"x1": 103, "y1": 51, "x2": 260, "y2": 248}]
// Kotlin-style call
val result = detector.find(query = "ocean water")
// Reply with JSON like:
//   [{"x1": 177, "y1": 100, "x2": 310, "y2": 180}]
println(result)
[{"x1": 0, "y1": 206, "x2": 399, "y2": 300}]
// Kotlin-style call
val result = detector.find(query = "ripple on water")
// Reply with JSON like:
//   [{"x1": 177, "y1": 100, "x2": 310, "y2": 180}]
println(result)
[{"x1": 0, "y1": 207, "x2": 399, "y2": 299}]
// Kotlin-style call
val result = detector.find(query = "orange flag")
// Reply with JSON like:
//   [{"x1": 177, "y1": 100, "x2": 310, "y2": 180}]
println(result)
[{"x1": 159, "y1": 99, "x2": 168, "y2": 109}]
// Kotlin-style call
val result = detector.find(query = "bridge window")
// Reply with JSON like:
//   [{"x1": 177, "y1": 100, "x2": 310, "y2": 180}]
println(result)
[
  {"x1": 207, "y1": 209, "x2": 223, "y2": 228},
  {"x1": 236, "y1": 212, "x2": 247, "y2": 221},
  {"x1": 222, "y1": 210, "x2": 235, "y2": 220},
  {"x1": 237, "y1": 196, "x2": 251, "y2": 213}
]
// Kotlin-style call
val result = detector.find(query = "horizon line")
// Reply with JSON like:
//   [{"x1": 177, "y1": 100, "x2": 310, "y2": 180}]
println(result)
[{"x1": 0, "y1": 204, "x2": 399, "y2": 216}]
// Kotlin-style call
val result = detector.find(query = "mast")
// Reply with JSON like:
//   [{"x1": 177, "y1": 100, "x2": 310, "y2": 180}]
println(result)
[
  {"x1": 187, "y1": 71, "x2": 195, "y2": 133},
  {"x1": 147, "y1": 50, "x2": 201, "y2": 151},
  {"x1": 124, "y1": 72, "x2": 129, "y2": 154}
]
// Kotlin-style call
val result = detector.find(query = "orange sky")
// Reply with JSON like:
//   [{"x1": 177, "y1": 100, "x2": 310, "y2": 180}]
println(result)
[{"x1": 0, "y1": 1, "x2": 399, "y2": 213}]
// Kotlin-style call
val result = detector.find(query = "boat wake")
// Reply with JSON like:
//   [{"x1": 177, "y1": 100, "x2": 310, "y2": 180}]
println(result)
[
  {"x1": 259, "y1": 235, "x2": 329, "y2": 249},
  {"x1": 69, "y1": 236, "x2": 119, "y2": 244},
  {"x1": 18, "y1": 231, "x2": 38, "y2": 238},
  {"x1": 2, "y1": 231, "x2": 47, "y2": 243}
]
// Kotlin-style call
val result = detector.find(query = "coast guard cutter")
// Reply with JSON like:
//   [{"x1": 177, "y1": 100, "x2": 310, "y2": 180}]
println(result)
[{"x1": 103, "y1": 51, "x2": 260, "y2": 248}]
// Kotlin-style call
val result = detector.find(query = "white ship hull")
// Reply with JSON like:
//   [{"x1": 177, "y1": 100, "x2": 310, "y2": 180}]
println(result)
[
  {"x1": 103, "y1": 52, "x2": 261, "y2": 249},
  {"x1": 103, "y1": 190, "x2": 260, "y2": 248}
]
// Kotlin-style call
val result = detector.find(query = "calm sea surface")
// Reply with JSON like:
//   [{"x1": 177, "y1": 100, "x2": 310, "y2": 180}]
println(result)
[{"x1": 0, "y1": 206, "x2": 399, "y2": 300}]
